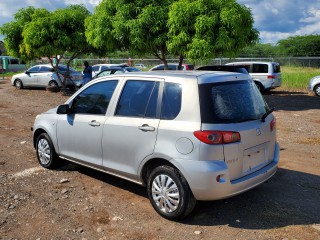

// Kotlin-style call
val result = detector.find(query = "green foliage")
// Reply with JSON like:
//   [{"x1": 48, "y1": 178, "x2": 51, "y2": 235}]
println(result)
[
  {"x1": 239, "y1": 43, "x2": 279, "y2": 57},
  {"x1": 0, "y1": 7, "x2": 48, "y2": 59},
  {"x1": 167, "y1": 0, "x2": 259, "y2": 61},
  {"x1": 22, "y1": 5, "x2": 91, "y2": 60},
  {"x1": 277, "y1": 35, "x2": 320, "y2": 57},
  {"x1": 85, "y1": 0, "x2": 173, "y2": 60}
]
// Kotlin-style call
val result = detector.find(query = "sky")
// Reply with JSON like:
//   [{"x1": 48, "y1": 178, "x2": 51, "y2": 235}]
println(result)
[{"x1": 0, "y1": 0, "x2": 320, "y2": 44}]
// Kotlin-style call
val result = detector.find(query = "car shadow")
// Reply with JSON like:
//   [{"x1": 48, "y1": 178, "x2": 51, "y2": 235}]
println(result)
[
  {"x1": 264, "y1": 93, "x2": 320, "y2": 111},
  {"x1": 60, "y1": 164, "x2": 320, "y2": 228},
  {"x1": 182, "y1": 168, "x2": 320, "y2": 228}
]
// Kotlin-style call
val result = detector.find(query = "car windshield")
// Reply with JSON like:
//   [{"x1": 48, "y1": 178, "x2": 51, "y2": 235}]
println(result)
[{"x1": 199, "y1": 80, "x2": 269, "y2": 123}]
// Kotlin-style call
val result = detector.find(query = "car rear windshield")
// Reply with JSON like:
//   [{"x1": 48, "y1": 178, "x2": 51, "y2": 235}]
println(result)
[
  {"x1": 273, "y1": 64, "x2": 281, "y2": 73},
  {"x1": 199, "y1": 80, "x2": 269, "y2": 123}
]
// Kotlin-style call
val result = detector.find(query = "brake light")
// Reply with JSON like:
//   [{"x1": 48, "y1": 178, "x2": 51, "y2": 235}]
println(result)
[
  {"x1": 194, "y1": 131, "x2": 241, "y2": 144},
  {"x1": 267, "y1": 75, "x2": 276, "y2": 79},
  {"x1": 270, "y1": 117, "x2": 276, "y2": 131}
]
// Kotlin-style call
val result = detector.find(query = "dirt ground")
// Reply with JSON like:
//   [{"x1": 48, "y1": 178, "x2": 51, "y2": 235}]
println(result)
[{"x1": 0, "y1": 77, "x2": 320, "y2": 240}]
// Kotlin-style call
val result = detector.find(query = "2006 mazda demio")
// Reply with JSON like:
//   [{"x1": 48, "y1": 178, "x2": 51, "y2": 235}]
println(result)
[{"x1": 32, "y1": 71, "x2": 279, "y2": 220}]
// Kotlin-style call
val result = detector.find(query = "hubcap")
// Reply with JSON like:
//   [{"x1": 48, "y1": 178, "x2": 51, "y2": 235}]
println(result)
[
  {"x1": 16, "y1": 81, "x2": 21, "y2": 88},
  {"x1": 315, "y1": 86, "x2": 320, "y2": 96},
  {"x1": 152, "y1": 174, "x2": 180, "y2": 213},
  {"x1": 37, "y1": 138, "x2": 51, "y2": 165}
]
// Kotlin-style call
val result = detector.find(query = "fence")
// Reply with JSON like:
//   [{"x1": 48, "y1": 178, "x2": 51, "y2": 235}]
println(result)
[
  {"x1": 70, "y1": 57, "x2": 320, "y2": 69},
  {"x1": 5, "y1": 56, "x2": 320, "y2": 72}
]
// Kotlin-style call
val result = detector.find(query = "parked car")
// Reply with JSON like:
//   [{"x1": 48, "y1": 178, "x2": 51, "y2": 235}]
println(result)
[
  {"x1": 32, "y1": 71, "x2": 279, "y2": 220},
  {"x1": 92, "y1": 63, "x2": 128, "y2": 77},
  {"x1": 93, "y1": 66, "x2": 141, "y2": 79},
  {"x1": 134, "y1": 63, "x2": 147, "y2": 69},
  {"x1": 308, "y1": 75, "x2": 320, "y2": 96},
  {"x1": 226, "y1": 62, "x2": 281, "y2": 92},
  {"x1": 196, "y1": 65, "x2": 249, "y2": 75},
  {"x1": 149, "y1": 63, "x2": 194, "y2": 71},
  {"x1": 11, "y1": 64, "x2": 83, "y2": 89}
]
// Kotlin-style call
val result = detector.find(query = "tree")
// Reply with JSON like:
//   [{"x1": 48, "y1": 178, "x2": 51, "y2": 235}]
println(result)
[
  {"x1": 167, "y1": 0, "x2": 259, "y2": 68},
  {"x1": 0, "y1": 7, "x2": 48, "y2": 61},
  {"x1": 277, "y1": 35, "x2": 320, "y2": 57},
  {"x1": 85, "y1": 0, "x2": 174, "y2": 68},
  {"x1": 239, "y1": 43, "x2": 278, "y2": 57},
  {"x1": 22, "y1": 5, "x2": 93, "y2": 92}
]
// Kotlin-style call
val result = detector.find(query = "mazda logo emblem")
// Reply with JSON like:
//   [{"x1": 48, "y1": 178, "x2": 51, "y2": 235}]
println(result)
[{"x1": 256, "y1": 128, "x2": 261, "y2": 136}]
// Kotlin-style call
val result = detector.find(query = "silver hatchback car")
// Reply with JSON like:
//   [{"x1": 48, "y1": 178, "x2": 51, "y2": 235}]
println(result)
[{"x1": 32, "y1": 71, "x2": 279, "y2": 220}]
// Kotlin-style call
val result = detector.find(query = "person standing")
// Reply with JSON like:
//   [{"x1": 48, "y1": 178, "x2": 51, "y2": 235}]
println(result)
[{"x1": 82, "y1": 61, "x2": 92, "y2": 85}]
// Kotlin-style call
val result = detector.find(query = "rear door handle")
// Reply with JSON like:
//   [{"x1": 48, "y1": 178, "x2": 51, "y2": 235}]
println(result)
[
  {"x1": 138, "y1": 124, "x2": 155, "y2": 132},
  {"x1": 89, "y1": 120, "x2": 100, "y2": 127}
]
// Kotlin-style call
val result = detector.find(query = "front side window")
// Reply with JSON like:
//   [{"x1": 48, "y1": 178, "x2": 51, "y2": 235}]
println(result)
[
  {"x1": 71, "y1": 80, "x2": 118, "y2": 115},
  {"x1": 161, "y1": 82, "x2": 182, "y2": 120},
  {"x1": 28, "y1": 66, "x2": 40, "y2": 73},
  {"x1": 199, "y1": 80, "x2": 269, "y2": 123},
  {"x1": 116, "y1": 80, "x2": 159, "y2": 118}
]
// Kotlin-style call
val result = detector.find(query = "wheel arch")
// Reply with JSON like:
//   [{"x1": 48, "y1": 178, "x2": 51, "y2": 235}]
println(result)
[
  {"x1": 140, "y1": 157, "x2": 186, "y2": 186},
  {"x1": 313, "y1": 83, "x2": 320, "y2": 96},
  {"x1": 33, "y1": 128, "x2": 47, "y2": 149}
]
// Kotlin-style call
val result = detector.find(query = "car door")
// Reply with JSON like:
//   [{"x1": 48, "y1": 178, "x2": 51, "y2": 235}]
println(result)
[
  {"x1": 37, "y1": 66, "x2": 54, "y2": 87},
  {"x1": 56, "y1": 80, "x2": 119, "y2": 166},
  {"x1": 102, "y1": 78, "x2": 162, "y2": 181},
  {"x1": 22, "y1": 66, "x2": 41, "y2": 87}
]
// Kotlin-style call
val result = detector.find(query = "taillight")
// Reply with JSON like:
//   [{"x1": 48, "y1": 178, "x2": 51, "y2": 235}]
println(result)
[
  {"x1": 194, "y1": 131, "x2": 241, "y2": 144},
  {"x1": 267, "y1": 75, "x2": 276, "y2": 79},
  {"x1": 270, "y1": 117, "x2": 276, "y2": 131}
]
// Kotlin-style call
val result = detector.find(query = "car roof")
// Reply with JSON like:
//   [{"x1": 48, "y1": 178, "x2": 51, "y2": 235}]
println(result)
[
  {"x1": 93, "y1": 70, "x2": 250, "y2": 84},
  {"x1": 227, "y1": 61, "x2": 279, "y2": 65}
]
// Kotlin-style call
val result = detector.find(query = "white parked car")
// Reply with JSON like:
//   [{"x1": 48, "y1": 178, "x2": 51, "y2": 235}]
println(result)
[
  {"x1": 226, "y1": 62, "x2": 282, "y2": 92},
  {"x1": 92, "y1": 63, "x2": 128, "y2": 77},
  {"x1": 308, "y1": 75, "x2": 320, "y2": 96},
  {"x1": 11, "y1": 64, "x2": 83, "y2": 89}
]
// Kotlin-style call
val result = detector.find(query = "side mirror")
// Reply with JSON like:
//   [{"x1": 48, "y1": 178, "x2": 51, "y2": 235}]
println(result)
[
  {"x1": 57, "y1": 104, "x2": 70, "y2": 114},
  {"x1": 25, "y1": 71, "x2": 29, "y2": 74}
]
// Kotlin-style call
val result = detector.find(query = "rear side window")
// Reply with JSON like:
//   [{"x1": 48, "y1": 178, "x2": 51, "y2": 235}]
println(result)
[
  {"x1": 199, "y1": 80, "x2": 268, "y2": 123},
  {"x1": 39, "y1": 66, "x2": 52, "y2": 72},
  {"x1": 116, "y1": 80, "x2": 159, "y2": 118},
  {"x1": 161, "y1": 82, "x2": 182, "y2": 120},
  {"x1": 168, "y1": 65, "x2": 177, "y2": 70},
  {"x1": 252, "y1": 64, "x2": 268, "y2": 73}
]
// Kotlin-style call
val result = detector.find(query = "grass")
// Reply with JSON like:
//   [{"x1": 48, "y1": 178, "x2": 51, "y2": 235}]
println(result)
[{"x1": 279, "y1": 66, "x2": 320, "y2": 92}]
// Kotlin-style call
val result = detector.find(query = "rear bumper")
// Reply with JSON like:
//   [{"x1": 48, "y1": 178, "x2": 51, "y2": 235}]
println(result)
[{"x1": 174, "y1": 143, "x2": 280, "y2": 201}]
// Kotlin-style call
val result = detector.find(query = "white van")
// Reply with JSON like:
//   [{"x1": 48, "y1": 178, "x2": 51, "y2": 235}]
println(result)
[{"x1": 226, "y1": 62, "x2": 281, "y2": 92}]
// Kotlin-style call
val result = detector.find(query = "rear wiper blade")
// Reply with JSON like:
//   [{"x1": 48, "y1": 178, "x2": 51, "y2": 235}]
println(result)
[{"x1": 261, "y1": 108, "x2": 275, "y2": 122}]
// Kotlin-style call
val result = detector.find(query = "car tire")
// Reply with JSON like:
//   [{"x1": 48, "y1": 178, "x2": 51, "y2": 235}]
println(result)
[
  {"x1": 36, "y1": 133, "x2": 60, "y2": 169},
  {"x1": 255, "y1": 82, "x2": 264, "y2": 92},
  {"x1": 147, "y1": 165, "x2": 196, "y2": 220},
  {"x1": 48, "y1": 80, "x2": 59, "y2": 88},
  {"x1": 14, "y1": 79, "x2": 23, "y2": 89},
  {"x1": 314, "y1": 84, "x2": 320, "y2": 97}
]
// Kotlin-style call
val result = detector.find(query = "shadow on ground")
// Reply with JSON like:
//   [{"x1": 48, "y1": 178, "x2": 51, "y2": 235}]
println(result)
[
  {"x1": 264, "y1": 92, "x2": 320, "y2": 111},
  {"x1": 62, "y1": 164, "x2": 320, "y2": 229}
]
